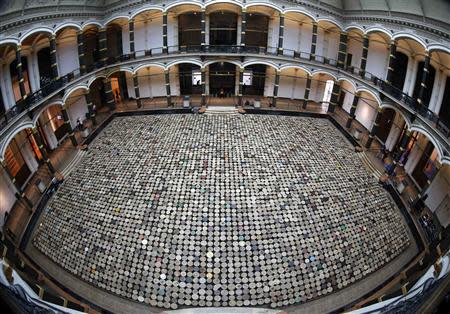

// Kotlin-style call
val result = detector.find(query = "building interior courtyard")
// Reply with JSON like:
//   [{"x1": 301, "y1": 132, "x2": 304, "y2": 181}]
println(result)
[{"x1": 0, "y1": 0, "x2": 449, "y2": 313}]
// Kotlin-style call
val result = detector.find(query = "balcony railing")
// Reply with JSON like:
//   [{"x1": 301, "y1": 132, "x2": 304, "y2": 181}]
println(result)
[{"x1": 1, "y1": 44, "x2": 448, "y2": 139}]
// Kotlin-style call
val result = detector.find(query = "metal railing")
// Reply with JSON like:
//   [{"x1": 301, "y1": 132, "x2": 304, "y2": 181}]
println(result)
[{"x1": 1, "y1": 44, "x2": 448, "y2": 138}]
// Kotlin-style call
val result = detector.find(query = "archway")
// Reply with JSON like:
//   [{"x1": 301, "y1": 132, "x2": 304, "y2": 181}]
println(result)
[
  {"x1": 208, "y1": 3, "x2": 239, "y2": 46},
  {"x1": 208, "y1": 62, "x2": 237, "y2": 97}
]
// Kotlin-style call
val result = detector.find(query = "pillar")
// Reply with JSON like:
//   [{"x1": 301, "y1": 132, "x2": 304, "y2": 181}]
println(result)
[
  {"x1": 337, "y1": 31, "x2": 348, "y2": 69},
  {"x1": 165, "y1": 70, "x2": 171, "y2": 106},
  {"x1": 77, "y1": 31, "x2": 86, "y2": 75},
  {"x1": 1, "y1": 160, "x2": 33, "y2": 208},
  {"x1": 49, "y1": 34, "x2": 59, "y2": 80},
  {"x1": 98, "y1": 27, "x2": 108, "y2": 66},
  {"x1": 201, "y1": 67, "x2": 206, "y2": 107},
  {"x1": 61, "y1": 103, "x2": 78, "y2": 146},
  {"x1": 277, "y1": 14, "x2": 284, "y2": 55},
  {"x1": 365, "y1": 107, "x2": 383, "y2": 148},
  {"x1": 346, "y1": 92, "x2": 360, "y2": 128},
  {"x1": 302, "y1": 75, "x2": 311, "y2": 109},
  {"x1": 162, "y1": 12, "x2": 168, "y2": 54},
  {"x1": 16, "y1": 45, "x2": 27, "y2": 100},
  {"x1": 417, "y1": 52, "x2": 431, "y2": 108},
  {"x1": 310, "y1": 22, "x2": 318, "y2": 61},
  {"x1": 85, "y1": 91, "x2": 96, "y2": 125},
  {"x1": 103, "y1": 78, "x2": 116, "y2": 111},
  {"x1": 327, "y1": 81, "x2": 340, "y2": 113},
  {"x1": 201, "y1": 9, "x2": 206, "y2": 50},
  {"x1": 129, "y1": 19, "x2": 135, "y2": 58},
  {"x1": 238, "y1": 67, "x2": 244, "y2": 106},
  {"x1": 386, "y1": 40, "x2": 397, "y2": 84},
  {"x1": 273, "y1": 70, "x2": 280, "y2": 107},
  {"x1": 31, "y1": 127, "x2": 55, "y2": 174},
  {"x1": 359, "y1": 35, "x2": 369, "y2": 78},
  {"x1": 241, "y1": 8, "x2": 247, "y2": 49},
  {"x1": 132, "y1": 74, "x2": 141, "y2": 108}
]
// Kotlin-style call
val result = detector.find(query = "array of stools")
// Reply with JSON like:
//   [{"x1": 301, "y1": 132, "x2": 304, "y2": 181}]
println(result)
[{"x1": 34, "y1": 114, "x2": 410, "y2": 309}]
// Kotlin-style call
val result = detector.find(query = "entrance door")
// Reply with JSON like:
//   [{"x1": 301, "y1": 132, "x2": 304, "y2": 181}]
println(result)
[{"x1": 209, "y1": 62, "x2": 236, "y2": 96}]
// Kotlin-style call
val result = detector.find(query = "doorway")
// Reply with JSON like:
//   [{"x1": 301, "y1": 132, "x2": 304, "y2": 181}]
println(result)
[
  {"x1": 375, "y1": 108, "x2": 396, "y2": 143},
  {"x1": 391, "y1": 51, "x2": 408, "y2": 90},
  {"x1": 209, "y1": 11, "x2": 238, "y2": 46},
  {"x1": 209, "y1": 62, "x2": 236, "y2": 96}
]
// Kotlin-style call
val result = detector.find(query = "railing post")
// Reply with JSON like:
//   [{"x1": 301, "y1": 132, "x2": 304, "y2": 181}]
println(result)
[
  {"x1": 386, "y1": 40, "x2": 397, "y2": 84},
  {"x1": 49, "y1": 34, "x2": 59, "y2": 80},
  {"x1": 241, "y1": 8, "x2": 246, "y2": 49},
  {"x1": 302, "y1": 75, "x2": 311, "y2": 109},
  {"x1": 129, "y1": 18, "x2": 135, "y2": 58},
  {"x1": 337, "y1": 31, "x2": 348, "y2": 69},
  {"x1": 327, "y1": 80, "x2": 340, "y2": 113},
  {"x1": 77, "y1": 30, "x2": 86, "y2": 75},
  {"x1": 346, "y1": 92, "x2": 360, "y2": 128},
  {"x1": 310, "y1": 22, "x2": 318, "y2": 61},
  {"x1": 272, "y1": 70, "x2": 280, "y2": 107},
  {"x1": 32, "y1": 127, "x2": 56, "y2": 174},
  {"x1": 133, "y1": 74, "x2": 142, "y2": 108},
  {"x1": 165, "y1": 70, "x2": 172, "y2": 106},
  {"x1": 359, "y1": 34, "x2": 369, "y2": 78},
  {"x1": 16, "y1": 45, "x2": 27, "y2": 100},
  {"x1": 85, "y1": 90, "x2": 96, "y2": 125},
  {"x1": 365, "y1": 106, "x2": 383, "y2": 149},
  {"x1": 277, "y1": 13, "x2": 284, "y2": 55},
  {"x1": 61, "y1": 102, "x2": 78, "y2": 147},
  {"x1": 162, "y1": 12, "x2": 168, "y2": 54}
]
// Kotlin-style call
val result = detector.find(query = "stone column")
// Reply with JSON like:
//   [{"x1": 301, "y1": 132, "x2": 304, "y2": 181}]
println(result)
[
  {"x1": 386, "y1": 40, "x2": 397, "y2": 84},
  {"x1": 238, "y1": 67, "x2": 244, "y2": 106},
  {"x1": 16, "y1": 45, "x2": 27, "y2": 100},
  {"x1": 165, "y1": 70, "x2": 171, "y2": 106},
  {"x1": 49, "y1": 34, "x2": 59, "y2": 80},
  {"x1": 201, "y1": 67, "x2": 206, "y2": 107},
  {"x1": 272, "y1": 70, "x2": 280, "y2": 107},
  {"x1": 104, "y1": 78, "x2": 116, "y2": 110},
  {"x1": 201, "y1": 8, "x2": 206, "y2": 50},
  {"x1": 133, "y1": 74, "x2": 141, "y2": 108},
  {"x1": 277, "y1": 14, "x2": 284, "y2": 55},
  {"x1": 98, "y1": 27, "x2": 108, "y2": 66},
  {"x1": 240, "y1": 8, "x2": 247, "y2": 49},
  {"x1": 359, "y1": 35, "x2": 369, "y2": 78},
  {"x1": 327, "y1": 81, "x2": 340, "y2": 113},
  {"x1": 302, "y1": 75, "x2": 311, "y2": 109},
  {"x1": 1, "y1": 160, "x2": 33, "y2": 208},
  {"x1": 77, "y1": 31, "x2": 86, "y2": 75},
  {"x1": 129, "y1": 19, "x2": 135, "y2": 58},
  {"x1": 61, "y1": 103, "x2": 78, "y2": 146},
  {"x1": 417, "y1": 52, "x2": 431, "y2": 108},
  {"x1": 337, "y1": 31, "x2": 348, "y2": 69},
  {"x1": 85, "y1": 91, "x2": 96, "y2": 125},
  {"x1": 31, "y1": 127, "x2": 55, "y2": 174},
  {"x1": 365, "y1": 107, "x2": 383, "y2": 148},
  {"x1": 162, "y1": 12, "x2": 168, "y2": 54},
  {"x1": 346, "y1": 92, "x2": 360, "y2": 128},
  {"x1": 310, "y1": 22, "x2": 318, "y2": 61}
]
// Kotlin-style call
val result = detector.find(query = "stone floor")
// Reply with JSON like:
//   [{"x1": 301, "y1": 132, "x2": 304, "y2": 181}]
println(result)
[{"x1": 32, "y1": 114, "x2": 411, "y2": 310}]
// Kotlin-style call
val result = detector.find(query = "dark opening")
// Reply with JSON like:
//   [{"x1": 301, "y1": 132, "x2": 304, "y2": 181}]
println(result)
[
  {"x1": 412, "y1": 61, "x2": 436, "y2": 107},
  {"x1": 209, "y1": 11, "x2": 238, "y2": 45},
  {"x1": 179, "y1": 64, "x2": 202, "y2": 95},
  {"x1": 37, "y1": 47, "x2": 52, "y2": 86},
  {"x1": 439, "y1": 76, "x2": 450, "y2": 127},
  {"x1": 107, "y1": 25, "x2": 123, "y2": 60},
  {"x1": 337, "y1": 91, "x2": 346, "y2": 107},
  {"x1": 209, "y1": 62, "x2": 236, "y2": 96},
  {"x1": 90, "y1": 79, "x2": 107, "y2": 111},
  {"x1": 0, "y1": 86, "x2": 5, "y2": 115},
  {"x1": 84, "y1": 29, "x2": 100, "y2": 68},
  {"x1": 391, "y1": 51, "x2": 408, "y2": 90},
  {"x1": 375, "y1": 108, "x2": 396, "y2": 143},
  {"x1": 243, "y1": 64, "x2": 266, "y2": 96},
  {"x1": 246, "y1": 13, "x2": 269, "y2": 48},
  {"x1": 346, "y1": 54, "x2": 352, "y2": 68},
  {"x1": 179, "y1": 13, "x2": 202, "y2": 46},
  {"x1": 412, "y1": 141, "x2": 435, "y2": 189}
]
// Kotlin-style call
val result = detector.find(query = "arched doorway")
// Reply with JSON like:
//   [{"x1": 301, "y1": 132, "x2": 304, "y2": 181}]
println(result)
[
  {"x1": 243, "y1": 64, "x2": 266, "y2": 96},
  {"x1": 391, "y1": 51, "x2": 408, "y2": 90},
  {"x1": 208, "y1": 62, "x2": 237, "y2": 97},
  {"x1": 179, "y1": 63, "x2": 202, "y2": 95},
  {"x1": 375, "y1": 108, "x2": 396, "y2": 143},
  {"x1": 209, "y1": 11, "x2": 238, "y2": 46},
  {"x1": 178, "y1": 12, "x2": 202, "y2": 48}
]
